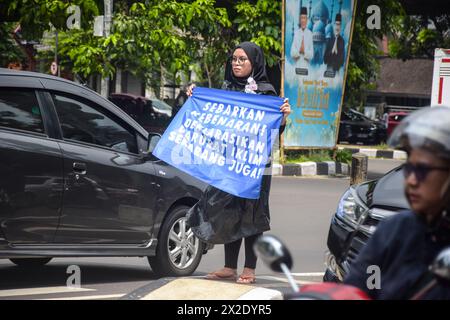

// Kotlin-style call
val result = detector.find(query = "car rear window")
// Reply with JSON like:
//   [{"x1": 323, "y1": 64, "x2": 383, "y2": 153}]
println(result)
[{"x1": 0, "y1": 88, "x2": 45, "y2": 134}]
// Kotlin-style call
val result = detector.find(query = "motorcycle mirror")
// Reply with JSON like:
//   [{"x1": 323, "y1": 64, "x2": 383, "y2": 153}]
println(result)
[
  {"x1": 430, "y1": 246, "x2": 450, "y2": 281},
  {"x1": 254, "y1": 234, "x2": 293, "y2": 273}
]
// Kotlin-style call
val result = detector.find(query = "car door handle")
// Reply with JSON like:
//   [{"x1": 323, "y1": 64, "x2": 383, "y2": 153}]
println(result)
[{"x1": 73, "y1": 162, "x2": 87, "y2": 174}]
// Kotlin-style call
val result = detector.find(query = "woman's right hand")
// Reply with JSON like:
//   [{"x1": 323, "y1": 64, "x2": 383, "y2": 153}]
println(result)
[{"x1": 186, "y1": 83, "x2": 196, "y2": 97}]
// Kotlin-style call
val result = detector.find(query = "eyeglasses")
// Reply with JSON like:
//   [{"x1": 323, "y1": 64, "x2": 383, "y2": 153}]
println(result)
[
  {"x1": 402, "y1": 162, "x2": 450, "y2": 182},
  {"x1": 232, "y1": 56, "x2": 249, "y2": 65}
]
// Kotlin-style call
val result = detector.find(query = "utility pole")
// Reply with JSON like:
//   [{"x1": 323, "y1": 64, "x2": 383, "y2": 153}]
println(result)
[
  {"x1": 100, "y1": 0, "x2": 113, "y2": 98},
  {"x1": 55, "y1": 30, "x2": 59, "y2": 76}
]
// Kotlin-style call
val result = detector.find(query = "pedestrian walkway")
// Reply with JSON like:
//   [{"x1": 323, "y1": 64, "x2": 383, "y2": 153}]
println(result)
[
  {"x1": 0, "y1": 286, "x2": 125, "y2": 300},
  {"x1": 0, "y1": 273, "x2": 323, "y2": 300},
  {"x1": 121, "y1": 273, "x2": 323, "y2": 300}
]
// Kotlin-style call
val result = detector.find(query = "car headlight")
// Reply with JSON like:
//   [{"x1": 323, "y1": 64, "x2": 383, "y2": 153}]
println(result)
[{"x1": 336, "y1": 188, "x2": 367, "y2": 225}]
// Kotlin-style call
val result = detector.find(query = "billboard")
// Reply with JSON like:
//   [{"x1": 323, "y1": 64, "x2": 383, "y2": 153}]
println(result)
[{"x1": 283, "y1": 0, "x2": 356, "y2": 148}]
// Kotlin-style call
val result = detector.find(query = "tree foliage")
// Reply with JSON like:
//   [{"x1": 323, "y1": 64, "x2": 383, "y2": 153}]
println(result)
[
  {"x1": 345, "y1": 1, "x2": 450, "y2": 108},
  {"x1": 2, "y1": 0, "x2": 99, "y2": 40},
  {"x1": 343, "y1": 0, "x2": 404, "y2": 108},
  {"x1": 0, "y1": 22, "x2": 25, "y2": 67},
  {"x1": 1, "y1": 0, "x2": 282, "y2": 93},
  {"x1": 231, "y1": 0, "x2": 282, "y2": 67},
  {"x1": 389, "y1": 14, "x2": 450, "y2": 59},
  {"x1": 4, "y1": 0, "x2": 448, "y2": 106}
]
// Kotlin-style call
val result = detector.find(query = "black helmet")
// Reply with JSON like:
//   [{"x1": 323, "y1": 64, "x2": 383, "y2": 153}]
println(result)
[{"x1": 388, "y1": 106, "x2": 450, "y2": 160}]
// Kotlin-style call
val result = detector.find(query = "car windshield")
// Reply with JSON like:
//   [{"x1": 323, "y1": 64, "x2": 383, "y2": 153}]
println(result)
[
  {"x1": 150, "y1": 99, "x2": 172, "y2": 117},
  {"x1": 347, "y1": 109, "x2": 369, "y2": 122}
]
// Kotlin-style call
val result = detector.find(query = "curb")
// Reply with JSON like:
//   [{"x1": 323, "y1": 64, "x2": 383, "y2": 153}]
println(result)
[
  {"x1": 121, "y1": 277, "x2": 283, "y2": 300},
  {"x1": 338, "y1": 147, "x2": 407, "y2": 160},
  {"x1": 273, "y1": 147, "x2": 406, "y2": 177},
  {"x1": 271, "y1": 161, "x2": 349, "y2": 177}
]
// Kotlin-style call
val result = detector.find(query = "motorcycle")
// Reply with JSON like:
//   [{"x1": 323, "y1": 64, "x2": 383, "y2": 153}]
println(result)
[{"x1": 253, "y1": 234, "x2": 450, "y2": 300}]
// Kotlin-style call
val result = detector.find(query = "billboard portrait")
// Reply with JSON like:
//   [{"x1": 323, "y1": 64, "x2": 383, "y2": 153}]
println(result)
[{"x1": 283, "y1": 0, "x2": 356, "y2": 148}]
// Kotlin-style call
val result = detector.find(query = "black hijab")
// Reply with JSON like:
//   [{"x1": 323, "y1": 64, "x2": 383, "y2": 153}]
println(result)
[{"x1": 223, "y1": 42, "x2": 277, "y2": 95}]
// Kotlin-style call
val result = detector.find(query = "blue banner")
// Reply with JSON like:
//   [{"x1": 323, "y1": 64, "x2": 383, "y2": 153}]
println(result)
[
  {"x1": 284, "y1": 0, "x2": 355, "y2": 147},
  {"x1": 153, "y1": 87, "x2": 284, "y2": 199}
]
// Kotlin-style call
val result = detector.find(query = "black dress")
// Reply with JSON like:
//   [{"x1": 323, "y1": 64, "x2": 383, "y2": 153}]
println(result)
[{"x1": 186, "y1": 80, "x2": 284, "y2": 244}]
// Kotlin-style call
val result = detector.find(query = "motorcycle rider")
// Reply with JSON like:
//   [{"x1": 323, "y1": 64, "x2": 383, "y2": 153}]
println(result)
[{"x1": 344, "y1": 106, "x2": 450, "y2": 299}]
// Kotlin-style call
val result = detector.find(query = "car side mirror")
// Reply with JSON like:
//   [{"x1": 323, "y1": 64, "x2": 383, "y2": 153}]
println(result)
[
  {"x1": 147, "y1": 133, "x2": 161, "y2": 153},
  {"x1": 254, "y1": 234, "x2": 293, "y2": 273},
  {"x1": 141, "y1": 133, "x2": 161, "y2": 161},
  {"x1": 430, "y1": 246, "x2": 450, "y2": 281}
]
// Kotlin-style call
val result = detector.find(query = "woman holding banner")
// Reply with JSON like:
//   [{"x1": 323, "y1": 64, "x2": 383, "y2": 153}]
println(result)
[{"x1": 186, "y1": 42, "x2": 291, "y2": 284}]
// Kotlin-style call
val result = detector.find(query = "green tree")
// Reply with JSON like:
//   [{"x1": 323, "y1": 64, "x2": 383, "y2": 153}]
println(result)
[
  {"x1": 389, "y1": 14, "x2": 450, "y2": 59},
  {"x1": 2, "y1": 0, "x2": 99, "y2": 40},
  {"x1": 188, "y1": 0, "x2": 283, "y2": 88},
  {"x1": 343, "y1": 0, "x2": 404, "y2": 108},
  {"x1": 231, "y1": 0, "x2": 282, "y2": 67},
  {"x1": 345, "y1": 2, "x2": 450, "y2": 108},
  {"x1": 0, "y1": 22, "x2": 25, "y2": 67},
  {"x1": 1, "y1": 0, "x2": 284, "y2": 93}
]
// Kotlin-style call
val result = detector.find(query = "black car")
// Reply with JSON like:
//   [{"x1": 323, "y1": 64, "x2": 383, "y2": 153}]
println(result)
[
  {"x1": 324, "y1": 166, "x2": 409, "y2": 282},
  {"x1": 108, "y1": 93, "x2": 173, "y2": 135},
  {"x1": 0, "y1": 68, "x2": 209, "y2": 276},
  {"x1": 338, "y1": 109, "x2": 387, "y2": 145}
]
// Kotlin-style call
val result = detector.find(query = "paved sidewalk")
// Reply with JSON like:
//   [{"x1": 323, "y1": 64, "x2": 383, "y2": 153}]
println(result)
[
  {"x1": 121, "y1": 274, "x2": 323, "y2": 300},
  {"x1": 122, "y1": 278, "x2": 282, "y2": 300}
]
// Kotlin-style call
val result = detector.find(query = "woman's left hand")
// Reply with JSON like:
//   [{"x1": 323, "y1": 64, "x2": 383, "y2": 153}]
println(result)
[{"x1": 280, "y1": 98, "x2": 291, "y2": 125}]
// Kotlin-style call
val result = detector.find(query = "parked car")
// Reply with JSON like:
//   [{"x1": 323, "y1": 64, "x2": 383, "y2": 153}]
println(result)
[
  {"x1": 0, "y1": 68, "x2": 209, "y2": 276},
  {"x1": 387, "y1": 111, "x2": 409, "y2": 137},
  {"x1": 324, "y1": 166, "x2": 409, "y2": 282},
  {"x1": 338, "y1": 109, "x2": 387, "y2": 145},
  {"x1": 109, "y1": 93, "x2": 173, "y2": 134}
]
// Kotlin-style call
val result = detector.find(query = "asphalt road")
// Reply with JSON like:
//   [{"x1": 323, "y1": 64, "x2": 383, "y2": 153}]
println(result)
[
  {"x1": 0, "y1": 158, "x2": 404, "y2": 300},
  {"x1": 198, "y1": 158, "x2": 404, "y2": 275}
]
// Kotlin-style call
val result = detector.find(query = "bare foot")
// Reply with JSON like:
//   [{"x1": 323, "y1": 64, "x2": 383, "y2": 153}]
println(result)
[
  {"x1": 237, "y1": 267, "x2": 256, "y2": 284},
  {"x1": 205, "y1": 267, "x2": 237, "y2": 281}
]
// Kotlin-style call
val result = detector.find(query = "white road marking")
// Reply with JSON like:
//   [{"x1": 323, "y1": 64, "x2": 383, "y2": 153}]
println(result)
[
  {"x1": 257, "y1": 275, "x2": 318, "y2": 285},
  {"x1": 0, "y1": 286, "x2": 94, "y2": 298},
  {"x1": 39, "y1": 293, "x2": 125, "y2": 300},
  {"x1": 238, "y1": 288, "x2": 283, "y2": 300},
  {"x1": 290, "y1": 272, "x2": 325, "y2": 277}
]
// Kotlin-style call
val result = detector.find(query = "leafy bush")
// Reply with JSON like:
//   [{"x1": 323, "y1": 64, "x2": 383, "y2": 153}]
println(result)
[
  {"x1": 335, "y1": 149, "x2": 353, "y2": 165},
  {"x1": 284, "y1": 148, "x2": 353, "y2": 165}
]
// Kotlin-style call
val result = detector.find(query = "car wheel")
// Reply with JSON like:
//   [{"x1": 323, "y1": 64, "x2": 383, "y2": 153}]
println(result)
[
  {"x1": 10, "y1": 258, "x2": 52, "y2": 267},
  {"x1": 148, "y1": 205, "x2": 204, "y2": 277}
]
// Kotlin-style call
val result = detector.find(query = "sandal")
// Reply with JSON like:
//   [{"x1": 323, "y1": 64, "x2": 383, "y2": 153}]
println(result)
[
  {"x1": 236, "y1": 274, "x2": 256, "y2": 284},
  {"x1": 236, "y1": 269, "x2": 256, "y2": 284},
  {"x1": 205, "y1": 268, "x2": 237, "y2": 281}
]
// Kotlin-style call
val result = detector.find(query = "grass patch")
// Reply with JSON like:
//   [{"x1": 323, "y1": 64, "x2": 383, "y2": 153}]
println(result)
[
  {"x1": 284, "y1": 148, "x2": 352, "y2": 165},
  {"x1": 338, "y1": 143, "x2": 391, "y2": 150},
  {"x1": 374, "y1": 143, "x2": 390, "y2": 150}
]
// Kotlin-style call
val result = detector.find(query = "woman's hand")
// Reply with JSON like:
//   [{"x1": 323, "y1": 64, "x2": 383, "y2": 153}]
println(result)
[
  {"x1": 186, "y1": 83, "x2": 196, "y2": 97},
  {"x1": 280, "y1": 98, "x2": 291, "y2": 125}
]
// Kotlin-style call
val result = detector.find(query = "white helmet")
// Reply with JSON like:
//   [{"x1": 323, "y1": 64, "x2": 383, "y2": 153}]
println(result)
[{"x1": 388, "y1": 106, "x2": 450, "y2": 160}]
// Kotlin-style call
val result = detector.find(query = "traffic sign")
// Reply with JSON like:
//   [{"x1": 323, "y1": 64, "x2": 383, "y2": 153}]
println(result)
[{"x1": 50, "y1": 61, "x2": 58, "y2": 75}]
